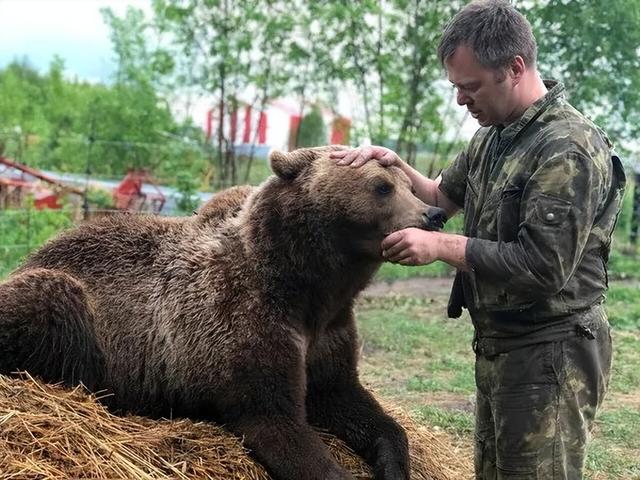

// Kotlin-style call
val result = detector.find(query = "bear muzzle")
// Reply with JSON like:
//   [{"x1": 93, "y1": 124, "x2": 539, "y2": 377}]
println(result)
[{"x1": 422, "y1": 207, "x2": 447, "y2": 231}]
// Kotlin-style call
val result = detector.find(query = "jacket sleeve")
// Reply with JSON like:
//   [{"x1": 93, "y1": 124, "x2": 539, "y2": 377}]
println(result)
[
  {"x1": 438, "y1": 149, "x2": 469, "y2": 210},
  {"x1": 465, "y1": 151, "x2": 608, "y2": 299}
]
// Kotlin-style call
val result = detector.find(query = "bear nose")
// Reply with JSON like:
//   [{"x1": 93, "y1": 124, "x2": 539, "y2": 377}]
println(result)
[{"x1": 422, "y1": 207, "x2": 447, "y2": 231}]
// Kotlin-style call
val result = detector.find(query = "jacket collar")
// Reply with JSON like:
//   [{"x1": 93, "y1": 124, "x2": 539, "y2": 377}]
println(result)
[{"x1": 497, "y1": 80, "x2": 565, "y2": 142}]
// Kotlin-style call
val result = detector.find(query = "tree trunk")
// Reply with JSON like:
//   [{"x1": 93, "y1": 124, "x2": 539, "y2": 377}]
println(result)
[{"x1": 395, "y1": 0, "x2": 427, "y2": 166}]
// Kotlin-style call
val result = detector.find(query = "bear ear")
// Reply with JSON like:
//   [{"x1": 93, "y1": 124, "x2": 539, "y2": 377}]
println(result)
[
  {"x1": 270, "y1": 146, "x2": 350, "y2": 181},
  {"x1": 269, "y1": 149, "x2": 314, "y2": 180}
]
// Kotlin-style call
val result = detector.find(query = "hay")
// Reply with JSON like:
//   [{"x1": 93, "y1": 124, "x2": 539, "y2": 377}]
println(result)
[{"x1": 0, "y1": 374, "x2": 472, "y2": 479}]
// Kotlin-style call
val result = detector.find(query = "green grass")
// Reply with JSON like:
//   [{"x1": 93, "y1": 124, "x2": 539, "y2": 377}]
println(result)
[
  {"x1": 606, "y1": 284, "x2": 640, "y2": 330},
  {"x1": 586, "y1": 407, "x2": 640, "y2": 478},
  {"x1": 356, "y1": 286, "x2": 640, "y2": 480},
  {"x1": 609, "y1": 331, "x2": 640, "y2": 394},
  {"x1": 413, "y1": 405, "x2": 474, "y2": 437},
  {"x1": 585, "y1": 406, "x2": 640, "y2": 479},
  {"x1": 595, "y1": 407, "x2": 640, "y2": 448},
  {"x1": 585, "y1": 441, "x2": 640, "y2": 479},
  {"x1": 608, "y1": 246, "x2": 640, "y2": 280}
]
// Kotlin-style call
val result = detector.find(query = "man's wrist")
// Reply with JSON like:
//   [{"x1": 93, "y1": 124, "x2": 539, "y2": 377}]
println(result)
[{"x1": 434, "y1": 232, "x2": 469, "y2": 271}]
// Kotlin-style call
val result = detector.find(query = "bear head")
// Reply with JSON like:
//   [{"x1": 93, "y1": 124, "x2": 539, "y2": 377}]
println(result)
[{"x1": 265, "y1": 146, "x2": 446, "y2": 261}]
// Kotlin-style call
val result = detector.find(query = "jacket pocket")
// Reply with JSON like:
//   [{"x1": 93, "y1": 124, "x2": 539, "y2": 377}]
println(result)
[{"x1": 534, "y1": 194, "x2": 571, "y2": 227}]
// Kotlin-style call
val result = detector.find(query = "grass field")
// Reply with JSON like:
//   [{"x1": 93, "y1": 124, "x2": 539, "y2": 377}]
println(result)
[{"x1": 357, "y1": 273, "x2": 640, "y2": 479}]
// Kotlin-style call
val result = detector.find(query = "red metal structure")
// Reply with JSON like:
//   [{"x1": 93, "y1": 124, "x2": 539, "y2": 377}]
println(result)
[
  {"x1": 0, "y1": 156, "x2": 83, "y2": 209},
  {"x1": 113, "y1": 169, "x2": 165, "y2": 214}
]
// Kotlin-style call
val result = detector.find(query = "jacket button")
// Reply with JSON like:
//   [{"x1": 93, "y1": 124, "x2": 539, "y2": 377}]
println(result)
[{"x1": 545, "y1": 212, "x2": 555, "y2": 221}]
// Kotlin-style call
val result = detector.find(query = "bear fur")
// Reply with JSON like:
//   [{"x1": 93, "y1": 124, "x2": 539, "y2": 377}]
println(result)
[{"x1": 0, "y1": 146, "x2": 446, "y2": 480}]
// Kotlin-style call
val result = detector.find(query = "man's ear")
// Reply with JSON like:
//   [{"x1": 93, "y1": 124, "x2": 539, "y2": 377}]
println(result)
[
  {"x1": 510, "y1": 55, "x2": 526, "y2": 85},
  {"x1": 270, "y1": 146, "x2": 349, "y2": 180}
]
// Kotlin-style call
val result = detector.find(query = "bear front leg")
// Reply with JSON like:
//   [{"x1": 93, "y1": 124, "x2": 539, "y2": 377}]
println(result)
[
  {"x1": 228, "y1": 413, "x2": 355, "y2": 480},
  {"x1": 212, "y1": 331, "x2": 354, "y2": 480},
  {"x1": 306, "y1": 321, "x2": 410, "y2": 480}
]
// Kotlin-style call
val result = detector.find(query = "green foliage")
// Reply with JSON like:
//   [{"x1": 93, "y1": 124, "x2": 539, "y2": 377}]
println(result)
[
  {"x1": 0, "y1": 55, "x2": 208, "y2": 187},
  {"x1": 0, "y1": 207, "x2": 74, "y2": 277},
  {"x1": 175, "y1": 172, "x2": 200, "y2": 214},
  {"x1": 528, "y1": 0, "x2": 640, "y2": 142},
  {"x1": 85, "y1": 188, "x2": 114, "y2": 210},
  {"x1": 296, "y1": 106, "x2": 327, "y2": 148}
]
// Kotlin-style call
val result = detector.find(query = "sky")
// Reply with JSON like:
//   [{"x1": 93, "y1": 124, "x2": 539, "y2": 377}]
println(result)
[{"x1": 0, "y1": 0, "x2": 151, "y2": 83}]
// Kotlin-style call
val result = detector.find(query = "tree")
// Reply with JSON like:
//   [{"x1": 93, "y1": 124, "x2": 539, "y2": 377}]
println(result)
[
  {"x1": 297, "y1": 106, "x2": 327, "y2": 148},
  {"x1": 527, "y1": 0, "x2": 640, "y2": 145}
]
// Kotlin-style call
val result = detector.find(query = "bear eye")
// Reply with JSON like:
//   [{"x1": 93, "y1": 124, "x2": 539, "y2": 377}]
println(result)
[{"x1": 375, "y1": 182, "x2": 394, "y2": 196}]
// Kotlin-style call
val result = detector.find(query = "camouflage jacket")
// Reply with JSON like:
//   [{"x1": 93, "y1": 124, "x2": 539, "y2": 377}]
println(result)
[{"x1": 440, "y1": 81, "x2": 626, "y2": 337}]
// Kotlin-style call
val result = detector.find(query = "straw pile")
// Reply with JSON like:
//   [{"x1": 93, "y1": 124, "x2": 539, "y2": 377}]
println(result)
[{"x1": 0, "y1": 374, "x2": 472, "y2": 479}]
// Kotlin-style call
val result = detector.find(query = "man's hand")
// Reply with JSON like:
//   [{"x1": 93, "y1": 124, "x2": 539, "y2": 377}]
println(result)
[
  {"x1": 381, "y1": 228, "x2": 440, "y2": 266},
  {"x1": 330, "y1": 145, "x2": 401, "y2": 168},
  {"x1": 382, "y1": 229, "x2": 470, "y2": 270}
]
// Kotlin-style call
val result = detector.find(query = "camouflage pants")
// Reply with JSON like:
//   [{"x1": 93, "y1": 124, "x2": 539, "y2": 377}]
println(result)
[{"x1": 474, "y1": 320, "x2": 612, "y2": 479}]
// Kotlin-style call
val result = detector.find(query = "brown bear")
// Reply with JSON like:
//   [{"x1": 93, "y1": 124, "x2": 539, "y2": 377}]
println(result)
[{"x1": 0, "y1": 146, "x2": 446, "y2": 480}]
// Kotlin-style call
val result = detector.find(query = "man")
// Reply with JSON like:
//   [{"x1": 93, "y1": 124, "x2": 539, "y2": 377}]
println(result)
[{"x1": 331, "y1": 1, "x2": 625, "y2": 478}]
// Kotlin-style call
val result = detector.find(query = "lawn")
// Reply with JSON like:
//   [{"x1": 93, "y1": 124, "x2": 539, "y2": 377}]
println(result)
[{"x1": 356, "y1": 276, "x2": 640, "y2": 479}]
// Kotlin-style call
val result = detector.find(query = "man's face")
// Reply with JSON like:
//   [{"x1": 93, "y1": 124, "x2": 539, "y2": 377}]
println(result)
[{"x1": 445, "y1": 45, "x2": 516, "y2": 127}]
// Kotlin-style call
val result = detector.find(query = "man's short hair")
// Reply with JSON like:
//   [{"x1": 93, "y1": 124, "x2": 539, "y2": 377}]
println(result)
[{"x1": 437, "y1": 0, "x2": 538, "y2": 70}]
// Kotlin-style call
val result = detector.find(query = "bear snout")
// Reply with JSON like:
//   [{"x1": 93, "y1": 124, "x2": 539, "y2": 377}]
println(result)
[{"x1": 422, "y1": 207, "x2": 447, "y2": 231}]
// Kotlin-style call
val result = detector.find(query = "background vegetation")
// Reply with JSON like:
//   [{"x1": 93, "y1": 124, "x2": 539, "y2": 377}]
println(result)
[{"x1": 1, "y1": 0, "x2": 638, "y2": 188}]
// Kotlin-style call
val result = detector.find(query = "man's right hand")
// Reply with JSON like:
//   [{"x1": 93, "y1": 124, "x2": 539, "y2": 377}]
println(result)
[{"x1": 329, "y1": 145, "x2": 401, "y2": 168}]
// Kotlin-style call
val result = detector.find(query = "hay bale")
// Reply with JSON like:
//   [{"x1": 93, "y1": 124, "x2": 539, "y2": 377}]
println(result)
[{"x1": 0, "y1": 374, "x2": 472, "y2": 479}]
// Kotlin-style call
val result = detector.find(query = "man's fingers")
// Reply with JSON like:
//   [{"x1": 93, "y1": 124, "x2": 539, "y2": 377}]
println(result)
[
  {"x1": 382, "y1": 234, "x2": 408, "y2": 259},
  {"x1": 337, "y1": 150, "x2": 359, "y2": 165},
  {"x1": 349, "y1": 147, "x2": 371, "y2": 167},
  {"x1": 397, "y1": 255, "x2": 418, "y2": 265},
  {"x1": 385, "y1": 248, "x2": 412, "y2": 263},
  {"x1": 384, "y1": 241, "x2": 409, "y2": 259},
  {"x1": 335, "y1": 145, "x2": 397, "y2": 168},
  {"x1": 381, "y1": 231, "x2": 404, "y2": 250},
  {"x1": 330, "y1": 150, "x2": 348, "y2": 159},
  {"x1": 380, "y1": 151, "x2": 397, "y2": 166},
  {"x1": 350, "y1": 157, "x2": 369, "y2": 168}
]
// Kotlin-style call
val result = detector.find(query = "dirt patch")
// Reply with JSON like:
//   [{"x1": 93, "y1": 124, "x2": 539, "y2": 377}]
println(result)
[
  {"x1": 365, "y1": 276, "x2": 454, "y2": 298},
  {"x1": 608, "y1": 392, "x2": 640, "y2": 410}
]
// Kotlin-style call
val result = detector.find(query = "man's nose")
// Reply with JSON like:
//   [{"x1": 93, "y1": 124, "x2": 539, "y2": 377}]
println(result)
[{"x1": 456, "y1": 89, "x2": 470, "y2": 106}]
